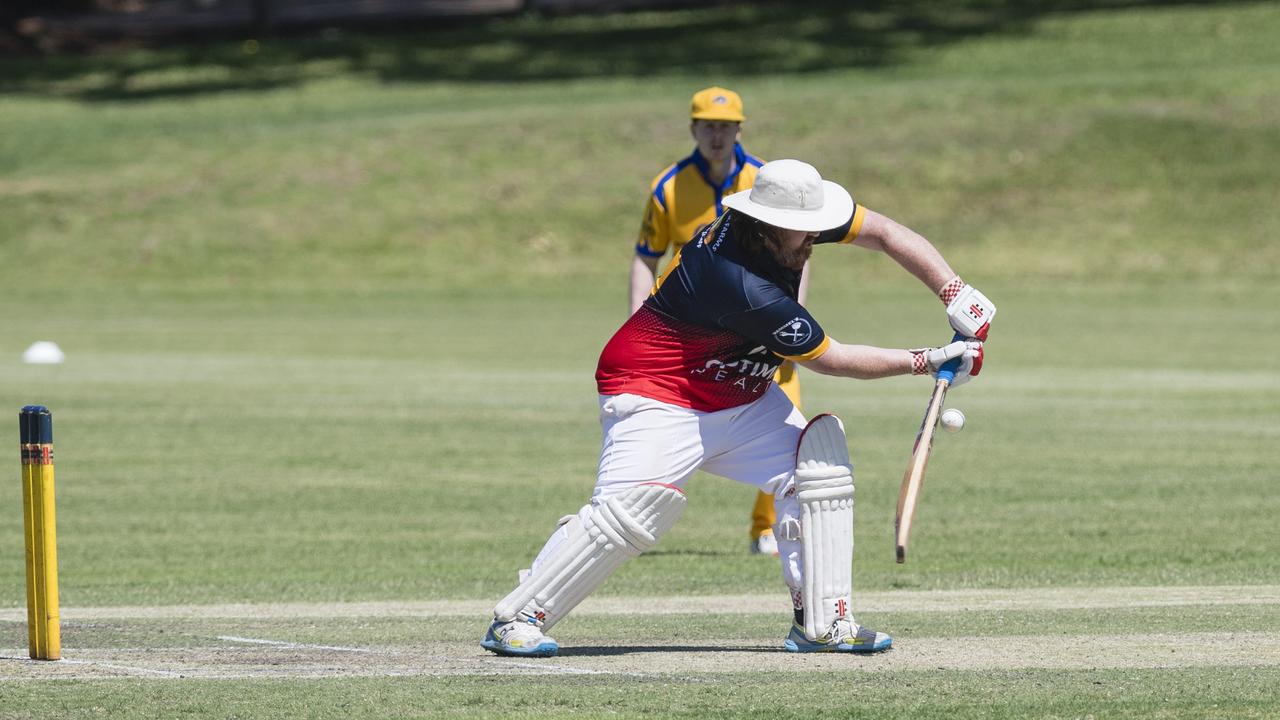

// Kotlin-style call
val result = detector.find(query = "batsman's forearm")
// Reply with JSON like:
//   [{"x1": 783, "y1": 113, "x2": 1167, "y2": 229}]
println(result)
[
  {"x1": 853, "y1": 210, "x2": 956, "y2": 294},
  {"x1": 799, "y1": 341, "x2": 913, "y2": 380}
]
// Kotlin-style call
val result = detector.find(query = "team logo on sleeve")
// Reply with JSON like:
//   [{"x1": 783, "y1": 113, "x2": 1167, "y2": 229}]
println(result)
[{"x1": 772, "y1": 317, "x2": 813, "y2": 347}]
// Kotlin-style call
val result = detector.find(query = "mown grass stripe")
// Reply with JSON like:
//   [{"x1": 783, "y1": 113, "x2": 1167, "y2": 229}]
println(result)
[{"x1": 3, "y1": 585, "x2": 1275, "y2": 621}]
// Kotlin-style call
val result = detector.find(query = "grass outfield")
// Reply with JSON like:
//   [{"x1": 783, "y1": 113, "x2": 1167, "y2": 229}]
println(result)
[
  {"x1": 3, "y1": 281, "x2": 1278, "y2": 606},
  {"x1": 2, "y1": 280, "x2": 1277, "y2": 717},
  {"x1": 2, "y1": 1, "x2": 1279, "y2": 717}
]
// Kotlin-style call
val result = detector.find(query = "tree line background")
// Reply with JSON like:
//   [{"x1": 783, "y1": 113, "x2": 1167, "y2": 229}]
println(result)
[{"x1": 0, "y1": 0, "x2": 707, "y2": 52}]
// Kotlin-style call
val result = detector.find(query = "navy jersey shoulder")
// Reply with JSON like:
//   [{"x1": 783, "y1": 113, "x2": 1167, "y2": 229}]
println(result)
[
  {"x1": 648, "y1": 211, "x2": 825, "y2": 358},
  {"x1": 814, "y1": 215, "x2": 855, "y2": 246}
]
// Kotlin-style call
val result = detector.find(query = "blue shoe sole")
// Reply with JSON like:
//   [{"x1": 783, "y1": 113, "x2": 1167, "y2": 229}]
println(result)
[
  {"x1": 784, "y1": 635, "x2": 892, "y2": 654},
  {"x1": 480, "y1": 635, "x2": 559, "y2": 658}
]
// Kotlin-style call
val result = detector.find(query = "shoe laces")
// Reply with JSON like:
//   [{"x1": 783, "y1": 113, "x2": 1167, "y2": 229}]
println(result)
[
  {"x1": 826, "y1": 618, "x2": 861, "y2": 642},
  {"x1": 500, "y1": 618, "x2": 548, "y2": 643}
]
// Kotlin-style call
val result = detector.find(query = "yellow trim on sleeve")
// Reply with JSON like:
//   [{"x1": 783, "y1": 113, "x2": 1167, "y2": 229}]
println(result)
[
  {"x1": 782, "y1": 335, "x2": 830, "y2": 363},
  {"x1": 839, "y1": 204, "x2": 867, "y2": 244},
  {"x1": 652, "y1": 247, "x2": 683, "y2": 294}
]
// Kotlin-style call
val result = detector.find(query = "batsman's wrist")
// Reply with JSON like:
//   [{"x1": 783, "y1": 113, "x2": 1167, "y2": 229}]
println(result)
[
  {"x1": 910, "y1": 350, "x2": 928, "y2": 375},
  {"x1": 938, "y1": 275, "x2": 966, "y2": 304}
]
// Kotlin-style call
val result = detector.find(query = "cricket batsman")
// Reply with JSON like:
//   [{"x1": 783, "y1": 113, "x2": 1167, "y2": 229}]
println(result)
[{"x1": 484, "y1": 159, "x2": 996, "y2": 657}]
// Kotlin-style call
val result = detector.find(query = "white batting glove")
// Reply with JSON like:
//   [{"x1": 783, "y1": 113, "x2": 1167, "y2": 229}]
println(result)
[
  {"x1": 911, "y1": 340, "x2": 984, "y2": 387},
  {"x1": 939, "y1": 276, "x2": 996, "y2": 341}
]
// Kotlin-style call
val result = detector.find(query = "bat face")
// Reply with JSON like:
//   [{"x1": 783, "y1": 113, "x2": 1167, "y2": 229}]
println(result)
[{"x1": 895, "y1": 377, "x2": 950, "y2": 563}]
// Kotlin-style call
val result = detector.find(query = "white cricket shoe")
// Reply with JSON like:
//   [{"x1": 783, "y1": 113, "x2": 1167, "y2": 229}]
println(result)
[
  {"x1": 481, "y1": 617, "x2": 559, "y2": 658},
  {"x1": 750, "y1": 531, "x2": 780, "y2": 556},
  {"x1": 784, "y1": 617, "x2": 892, "y2": 653}
]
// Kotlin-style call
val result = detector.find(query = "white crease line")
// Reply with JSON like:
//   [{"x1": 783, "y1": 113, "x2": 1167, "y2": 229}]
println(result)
[
  {"x1": 3, "y1": 653, "x2": 182, "y2": 678},
  {"x1": 216, "y1": 636, "x2": 658, "y2": 679},
  {"x1": 482, "y1": 656, "x2": 678, "y2": 680},
  {"x1": 14, "y1": 647, "x2": 641, "y2": 681},
  {"x1": 217, "y1": 635, "x2": 377, "y2": 653},
  {"x1": 495, "y1": 658, "x2": 622, "y2": 676},
  {"x1": 56, "y1": 658, "x2": 185, "y2": 678}
]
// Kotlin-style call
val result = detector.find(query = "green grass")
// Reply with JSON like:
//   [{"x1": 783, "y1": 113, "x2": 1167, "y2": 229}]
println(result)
[
  {"x1": 0, "y1": 669, "x2": 1272, "y2": 720},
  {"x1": 1, "y1": 279, "x2": 1276, "y2": 717},
  {"x1": 3, "y1": 280, "x2": 1277, "y2": 610},
  {"x1": 1, "y1": 1, "x2": 1279, "y2": 717}
]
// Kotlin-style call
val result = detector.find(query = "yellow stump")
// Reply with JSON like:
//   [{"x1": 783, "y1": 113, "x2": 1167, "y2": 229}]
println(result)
[{"x1": 20, "y1": 405, "x2": 60, "y2": 661}]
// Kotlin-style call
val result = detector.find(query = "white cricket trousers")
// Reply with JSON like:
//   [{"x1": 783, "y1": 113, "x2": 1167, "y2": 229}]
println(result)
[
  {"x1": 593, "y1": 388, "x2": 806, "y2": 497},
  {"x1": 531, "y1": 386, "x2": 811, "y2": 591}
]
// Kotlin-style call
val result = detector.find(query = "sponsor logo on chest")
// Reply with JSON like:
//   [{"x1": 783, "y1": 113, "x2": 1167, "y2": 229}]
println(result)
[{"x1": 690, "y1": 345, "x2": 780, "y2": 394}]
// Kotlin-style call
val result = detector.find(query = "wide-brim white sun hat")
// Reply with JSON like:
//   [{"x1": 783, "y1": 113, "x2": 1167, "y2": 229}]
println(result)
[{"x1": 722, "y1": 159, "x2": 853, "y2": 232}]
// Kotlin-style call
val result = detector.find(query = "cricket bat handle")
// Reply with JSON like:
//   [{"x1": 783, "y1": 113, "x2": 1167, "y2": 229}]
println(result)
[{"x1": 935, "y1": 331, "x2": 967, "y2": 384}]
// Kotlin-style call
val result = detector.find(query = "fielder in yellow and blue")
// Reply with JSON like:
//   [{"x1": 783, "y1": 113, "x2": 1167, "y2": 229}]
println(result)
[{"x1": 631, "y1": 87, "x2": 764, "y2": 310}]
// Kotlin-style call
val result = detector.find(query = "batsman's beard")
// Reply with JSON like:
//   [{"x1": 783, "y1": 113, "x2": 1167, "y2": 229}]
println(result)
[{"x1": 767, "y1": 235, "x2": 815, "y2": 271}]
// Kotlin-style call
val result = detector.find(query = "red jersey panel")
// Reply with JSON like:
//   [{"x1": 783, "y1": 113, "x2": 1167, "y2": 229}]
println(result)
[{"x1": 597, "y1": 305, "x2": 782, "y2": 411}]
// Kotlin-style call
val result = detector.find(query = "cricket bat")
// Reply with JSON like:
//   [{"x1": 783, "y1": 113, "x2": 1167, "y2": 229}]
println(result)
[{"x1": 894, "y1": 334, "x2": 963, "y2": 563}]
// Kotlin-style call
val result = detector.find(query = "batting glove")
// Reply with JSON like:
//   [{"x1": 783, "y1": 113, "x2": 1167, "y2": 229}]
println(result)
[
  {"x1": 939, "y1": 276, "x2": 996, "y2": 341},
  {"x1": 911, "y1": 339, "x2": 984, "y2": 387}
]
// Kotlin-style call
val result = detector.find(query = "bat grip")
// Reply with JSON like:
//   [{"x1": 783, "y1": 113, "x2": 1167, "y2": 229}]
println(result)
[{"x1": 936, "y1": 331, "x2": 966, "y2": 384}]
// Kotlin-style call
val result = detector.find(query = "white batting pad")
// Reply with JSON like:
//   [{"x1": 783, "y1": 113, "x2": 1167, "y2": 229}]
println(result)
[
  {"x1": 795, "y1": 414, "x2": 855, "y2": 641},
  {"x1": 493, "y1": 483, "x2": 686, "y2": 631}
]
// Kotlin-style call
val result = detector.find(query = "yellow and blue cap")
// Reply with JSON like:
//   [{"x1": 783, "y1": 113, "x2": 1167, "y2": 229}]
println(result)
[{"x1": 690, "y1": 86, "x2": 744, "y2": 122}]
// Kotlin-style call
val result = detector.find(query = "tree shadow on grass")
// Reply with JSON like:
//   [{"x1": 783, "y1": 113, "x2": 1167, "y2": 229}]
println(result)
[{"x1": 0, "y1": 0, "x2": 1237, "y2": 101}]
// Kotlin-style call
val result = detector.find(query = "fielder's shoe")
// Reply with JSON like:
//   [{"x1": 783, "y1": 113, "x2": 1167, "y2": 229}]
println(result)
[
  {"x1": 783, "y1": 618, "x2": 892, "y2": 654},
  {"x1": 481, "y1": 617, "x2": 559, "y2": 658},
  {"x1": 750, "y1": 531, "x2": 780, "y2": 556}
]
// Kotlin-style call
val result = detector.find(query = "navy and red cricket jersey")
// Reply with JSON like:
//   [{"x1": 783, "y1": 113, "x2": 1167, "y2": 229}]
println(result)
[{"x1": 597, "y1": 207, "x2": 863, "y2": 412}]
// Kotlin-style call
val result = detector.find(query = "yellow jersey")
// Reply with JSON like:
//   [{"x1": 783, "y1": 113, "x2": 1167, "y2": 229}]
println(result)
[{"x1": 636, "y1": 143, "x2": 764, "y2": 260}]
